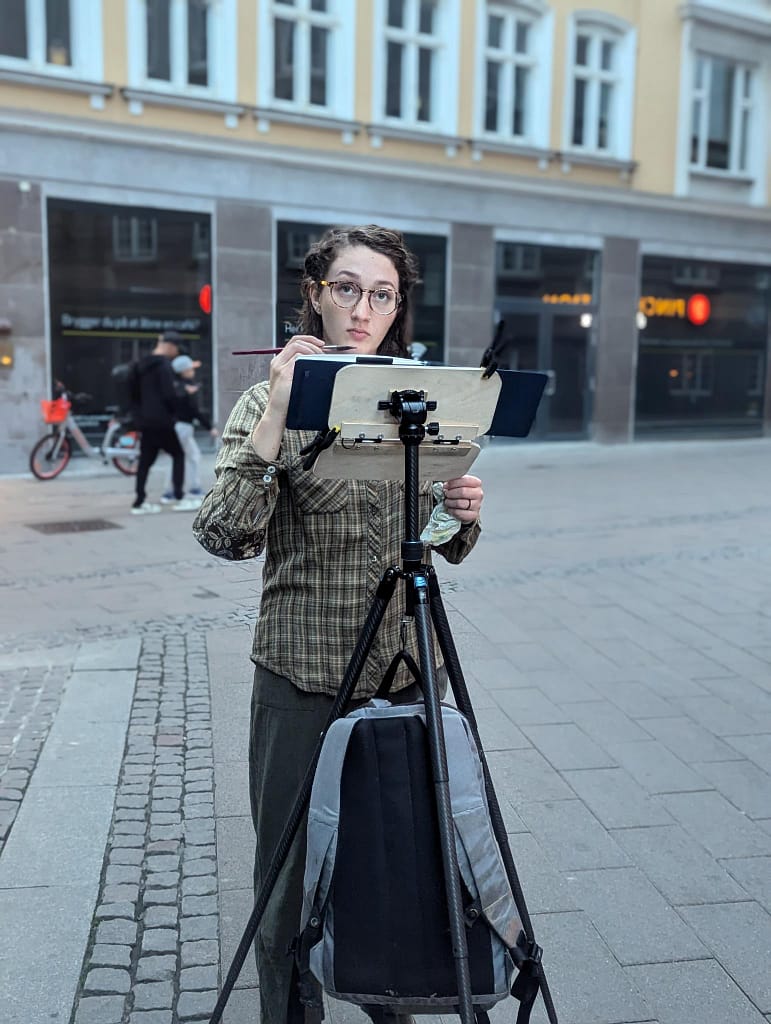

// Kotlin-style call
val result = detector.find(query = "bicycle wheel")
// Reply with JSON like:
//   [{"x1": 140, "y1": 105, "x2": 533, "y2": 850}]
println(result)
[
  {"x1": 30, "y1": 432, "x2": 71, "y2": 480},
  {"x1": 112, "y1": 431, "x2": 140, "y2": 476}
]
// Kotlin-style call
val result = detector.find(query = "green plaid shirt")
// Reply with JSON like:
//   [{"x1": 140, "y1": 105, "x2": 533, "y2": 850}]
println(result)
[{"x1": 192, "y1": 382, "x2": 481, "y2": 698}]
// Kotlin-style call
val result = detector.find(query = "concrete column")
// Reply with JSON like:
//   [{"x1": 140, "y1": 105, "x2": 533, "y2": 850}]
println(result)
[
  {"x1": 214, "y1": 201, "x2": 274, "y2": 428},
  {"x1": 592, "y1": 236, "x2": 640, "y2": 443},
  {"x1": 0, "y1": 180, "x2": 46, "y2": 473},
  {"x1": 446, "y1": 223, "x2": 495, "y2": 366}
]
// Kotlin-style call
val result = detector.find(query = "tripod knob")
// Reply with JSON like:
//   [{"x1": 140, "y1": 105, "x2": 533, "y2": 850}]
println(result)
[{"x1": 427, "y1": 422, "x2": 440, "y2": 436}]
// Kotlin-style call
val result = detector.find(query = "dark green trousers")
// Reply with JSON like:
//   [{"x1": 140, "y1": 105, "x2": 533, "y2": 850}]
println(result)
[{"x1": 249, "y1": 663, "x2": 427, "y2": 1024}]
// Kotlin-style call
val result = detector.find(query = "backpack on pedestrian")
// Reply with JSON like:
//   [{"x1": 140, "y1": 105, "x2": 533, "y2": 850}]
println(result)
[
  {"x1": 111, "y1": 360, "x2": 141, "y2": 415},
  {"x1": 293, "y1": 692, "x2": 546, "y2": 1023}
]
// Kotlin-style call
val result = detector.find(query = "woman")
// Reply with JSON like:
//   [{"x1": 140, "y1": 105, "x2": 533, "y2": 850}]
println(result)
[{"x1": 193, "y1": 225, "x2": 484, "y2": 1024}]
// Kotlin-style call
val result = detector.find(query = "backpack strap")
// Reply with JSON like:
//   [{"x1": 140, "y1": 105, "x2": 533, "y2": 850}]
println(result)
[
  {"x1": 510, "y1": 931, "x2": 543, "y2": 1024},
  {"x1": 374, "y1": 650, "x2": 423, "y2": 699},
  {"x1": 288, "y1": 907, "x2": 325, "y2": 1024}
]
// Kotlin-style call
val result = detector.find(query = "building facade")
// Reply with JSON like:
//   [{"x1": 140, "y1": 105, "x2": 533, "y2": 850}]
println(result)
[{"x1": 1, "y1": 0, "x2": 770, "y2": 470}]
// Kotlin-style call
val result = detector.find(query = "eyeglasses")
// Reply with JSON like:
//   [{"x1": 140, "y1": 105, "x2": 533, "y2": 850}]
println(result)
[{"x1": 319, "y1": 280, "x2": 400, "y2": 316}]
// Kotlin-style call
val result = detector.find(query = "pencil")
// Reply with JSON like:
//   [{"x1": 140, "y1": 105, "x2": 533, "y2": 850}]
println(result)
[{"x1": 231, "y1": 346, "x2": 356, "y2": 355}]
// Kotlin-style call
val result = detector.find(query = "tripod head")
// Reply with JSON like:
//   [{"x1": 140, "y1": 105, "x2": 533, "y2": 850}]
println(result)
[{"x1": 378, "y1": 389, "x2": 437, "y2": 448}]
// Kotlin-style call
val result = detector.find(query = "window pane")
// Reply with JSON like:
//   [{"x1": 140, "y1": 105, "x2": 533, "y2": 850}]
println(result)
[
  {"x1": 515, "y1": 21, "x2": 529, "y2": 55},
  {"x1": 487, "y1": 14, "x2": 503, "y2": 48},
  {"x1": 706, "y1": 58, "x2": 734, "y2": 169},
  {"x1": 600, "y1": 38, "x2": 614, "y2": 71},
  {"x1": 387, "y1": 0, "x2": 404, "y2": 28},
  {"x1": 386, "y1": 40, "x2": 402, "y2": 116},
  {"x1": 46, "y1": 0, "x2": 71, "y2": 65},
  {"x1": 572, "y1": 78, "x2": 586, "y2": 145},
  {"x1": 742, "y1": 68, "x2": 751, "y2": 100},
  {"x1": 485, "y1": 60, "x2": 500, "y2": 132},
  {"x1": 311, "y1": 0, "x2": 328, "y2": 9},
  {"x1": 575, "y1": 34, "x2": 589, "y2": 66},
  {"x1": 147, "y1": 0, "x2": 171, "y2": 81},
  {"x1": 1, "y1": 0, "x2": 28, "y2": 59},
  {"x1": 419, "y1": 0, "x2": 436, "y2": 35},
  {"x1": 187, "y1": 0, "x2": 208, "y2": 87},
  {"x1": 694, "y1": 55, "x2": 705, "y2": 89},
  {"x1": 690, "y1": 98, "x2": 702, "y2": 164},
  {"x1": 739, "y1": 107, "x2": 750, "y2": 171},
  {"x1": 274, "y1": 18, "x2": 295, "y2": 101},
  {"x1": 598, "y1": 81, "x2": 611, "y2": 149},
  {"x1": 310, "y1": 25, "x2": 328, "y2": 106},
  {"x1": 513, "y1": 65, "x2": 528, "y2": 136},
  {"x1": 275, "y1": 0, "x2": 296, "y2": 4},
  {"x1": 418, "y1": 46, "x2": 432, "y2": 122}
]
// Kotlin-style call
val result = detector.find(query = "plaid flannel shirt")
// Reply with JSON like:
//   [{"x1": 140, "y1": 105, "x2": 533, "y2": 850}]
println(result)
[{"x1": 192, "y1": 382, "x2": 481, "y2": 698}]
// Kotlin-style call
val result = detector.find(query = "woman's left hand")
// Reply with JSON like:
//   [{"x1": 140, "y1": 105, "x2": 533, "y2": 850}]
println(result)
[{"x1": 442, "y1": 475, "x2": 483, "y2": 524}]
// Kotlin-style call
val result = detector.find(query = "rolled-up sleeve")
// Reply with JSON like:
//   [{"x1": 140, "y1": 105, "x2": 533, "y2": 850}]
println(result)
[
  {"x1": 432, "y1": 518, "x2": 481, "y2": 565},
  {"x1": 193, "y1": 384, "x2": 283, "y2": 561}
]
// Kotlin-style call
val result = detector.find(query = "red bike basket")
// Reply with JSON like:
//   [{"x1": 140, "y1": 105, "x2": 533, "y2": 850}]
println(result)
[{"x1": 40, "y1": 398, "x2": 71, "y2": 424}]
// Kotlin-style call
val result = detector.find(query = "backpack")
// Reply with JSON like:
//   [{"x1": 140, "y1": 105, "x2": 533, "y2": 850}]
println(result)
[{"x1": 295, "y1": 698, "x2": 541, "y2": 1021}]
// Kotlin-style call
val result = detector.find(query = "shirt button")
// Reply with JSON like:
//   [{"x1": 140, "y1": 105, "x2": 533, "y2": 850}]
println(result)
[
  {"x1": 262, "y1": 474, "x2": 273, "y2": 484},
  {"x1": 267, "y1": 465, "x2": 277, "y2": 473}
]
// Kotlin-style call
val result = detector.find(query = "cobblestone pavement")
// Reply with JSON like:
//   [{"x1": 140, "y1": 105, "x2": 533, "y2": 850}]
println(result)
[{"x1": 1, "y1": 442, "x2": 771, "y2": 1024}]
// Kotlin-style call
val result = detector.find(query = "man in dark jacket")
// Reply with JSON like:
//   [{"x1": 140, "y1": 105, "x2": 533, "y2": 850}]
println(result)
[{"x1": 131, "y1": 332, "x2": 199, "y2": 514}]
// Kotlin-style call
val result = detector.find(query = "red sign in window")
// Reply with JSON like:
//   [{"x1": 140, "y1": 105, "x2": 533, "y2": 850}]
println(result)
[
  {"x1": 686, "y1": 293, "x2": 711, "y2": 326},
  {"x1": 199, "y1": 284, "x2": 212, "y2": 315}
]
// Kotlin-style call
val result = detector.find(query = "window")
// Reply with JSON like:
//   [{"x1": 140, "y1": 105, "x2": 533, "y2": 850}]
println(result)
[
  {"x1": 668, "y1": 352, "x2": 714, "y2": 397},
  {"x1": 496, "y1": 243, "x2": 542, "y2": 280},
  {"x1": 112, "y1": 215, "x2": 159, "y2": 262},
  {"x1": 383, "y1": 0, "x2": 443, "y2": 125},
  {"x1": 690, "y1": 55, "x2": 754, "y2": 174},
  {"x1": 0, "y1": 0, "x2": 82, "y2": 70},
  {"x1": 482, "y1": 5, "x2": 535, "y2": 139},
  {"x1": 565, "y1": 15, "x2": 635, "y2": 158},
  {"x1": 145, "y1": 0, "x2": 211, "y2": 88},
  {"x1": 270, "y1": 0, "x2": 334, "y2": 107}
]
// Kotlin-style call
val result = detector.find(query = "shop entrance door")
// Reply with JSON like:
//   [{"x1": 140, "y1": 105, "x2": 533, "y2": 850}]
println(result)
[{"x1": 493, "y1": 301, "x2": 592, "y2": 438}]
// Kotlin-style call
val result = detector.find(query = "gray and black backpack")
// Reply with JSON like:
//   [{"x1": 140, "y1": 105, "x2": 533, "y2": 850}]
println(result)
[{"x1": 294, "y1": 698, "x2": 543, "y2": 1022}]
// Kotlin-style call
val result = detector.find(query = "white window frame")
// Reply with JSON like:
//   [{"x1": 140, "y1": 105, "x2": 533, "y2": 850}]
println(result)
[
  {"x1": 372, "y1": 0, "x2": 460, "y2": 134},
  {"x1": 689, "y1": 53, "x2": 755, "y2": 176},
  {"x1": 0, "y1": 0, "x2": 102, "y2": 79},
  {"x1": 112, "y1": 214, "x2": 159, "y2": 262},
  {"x1": 563, "y1": 12, "x2": 636, "y2": 160},
  {"x1": 127, "y1": 0, "x2": 237, "y2": 101},
  {"x1": 257, "y1": 0, "x2": 355, "y2": 117},
  {"x1": 668, "y1": 351, "x2": 714, "y2": 398},
  {"x1": 476, "y1": 1, "x2": 552, "y2": 147}
]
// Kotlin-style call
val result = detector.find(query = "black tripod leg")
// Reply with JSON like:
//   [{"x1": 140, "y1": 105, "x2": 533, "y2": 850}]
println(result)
[
  {"x1": 208, "y1": 569, "x2": 400, "y2": 1024},
  {"x1": 426, "y1": 570, "x2": 559, "y2": 1024},
  {"x1": 411, "y1": 572, "x2": 475, "y2": 1024}
]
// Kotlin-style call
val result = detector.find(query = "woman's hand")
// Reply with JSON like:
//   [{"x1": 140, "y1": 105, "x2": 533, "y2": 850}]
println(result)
[
  {"x1": 251, "y1": 336, "x2": 325, "y2": 461},
  {"x1": 442, "y1": 475, "x2": 483, "y2": 524}
]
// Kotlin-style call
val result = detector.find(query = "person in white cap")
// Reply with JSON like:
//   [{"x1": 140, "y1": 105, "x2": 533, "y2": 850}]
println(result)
[{"x1": 161, "y1": 354, "x2": 218, "y2": 505}]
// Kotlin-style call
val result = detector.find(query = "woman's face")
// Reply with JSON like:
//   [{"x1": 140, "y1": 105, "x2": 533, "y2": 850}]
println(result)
[{"x1": 314, "y1": 245, "x2": 400, "y2": 355}]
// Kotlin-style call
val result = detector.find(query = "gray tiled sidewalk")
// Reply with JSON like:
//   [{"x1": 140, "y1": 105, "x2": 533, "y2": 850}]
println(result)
[{"x1": 1, "y1": 439, "x2": 771, "y2": 1023}]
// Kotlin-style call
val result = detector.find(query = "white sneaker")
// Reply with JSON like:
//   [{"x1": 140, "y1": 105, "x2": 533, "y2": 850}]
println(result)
[
  {"x1": 131, "y1": 502, "x2": 162, "y2": 515},
  {"x1": 172, "y1": 496, "x2": 202, "y2": 512},
  {"x1": 159, "y1": 492, "x2": 176, "y2": 505}
]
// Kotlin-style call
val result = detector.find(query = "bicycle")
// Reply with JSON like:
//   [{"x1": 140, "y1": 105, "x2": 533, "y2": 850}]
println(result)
[{"x1": 29, "y1": 384, "x2": 141, "y2": 480}]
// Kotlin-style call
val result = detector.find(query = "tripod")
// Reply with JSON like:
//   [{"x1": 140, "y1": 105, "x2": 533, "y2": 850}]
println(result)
[{"x1": 209, "y1": 387, "x2": 557, "y2": 1024}]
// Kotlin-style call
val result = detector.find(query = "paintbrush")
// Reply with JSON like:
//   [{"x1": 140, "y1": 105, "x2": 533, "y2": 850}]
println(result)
[{"x1": 231, "y1": 346, "x2": 356, "y2": 355}]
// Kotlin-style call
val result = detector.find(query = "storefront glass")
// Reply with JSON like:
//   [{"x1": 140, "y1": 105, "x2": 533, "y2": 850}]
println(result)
[
  {"x1": 635, "y1": 256, "x2": 770, "y2": 435},
  {"x1": 47, "y1": 199, "x2": 213, "y2": 431},
  {"x1": 276, "y1": 222, "x2": 447, "y2": 362}
]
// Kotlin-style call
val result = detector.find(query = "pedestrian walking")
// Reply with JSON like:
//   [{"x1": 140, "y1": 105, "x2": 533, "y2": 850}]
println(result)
[
  {"x1": 160, "y1": 355, "x2": 218, "y2": 506},
  {"x1": 193, "y1": 225, "x2": 484, "y2": 1024},
  {"x1": 131, "y1": 331, "x2": 201, "y2": 515}
]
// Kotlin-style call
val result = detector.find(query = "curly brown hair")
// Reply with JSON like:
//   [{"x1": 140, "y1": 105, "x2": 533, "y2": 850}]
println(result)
[{"x1": 297, "y1": 225, "x2": 420, "y2": 357}]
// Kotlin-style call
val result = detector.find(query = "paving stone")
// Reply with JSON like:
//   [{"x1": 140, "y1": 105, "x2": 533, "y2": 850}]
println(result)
[
  {"x1": 128, "y1": 1012, "x2": 173, "y2": 1024},
  {"x1": 518, "y1": 799, "x2": 630, "y2": 870},
  {"x1": 562, "y1": 767, "x2": 674, "y2": 829},
  {"x1": 103, "y1": 883, "x2": 141, "y2": 903},
  {"x1": 182, "y1": 894, "x2": 218, "y2": 916},
  {"x1": 143, "y1": 905, "x2": 179, "y2": 928},
  {"x1": 180, "y1": 914, "x2": 219, "y2": 941},
  {"x1": 723, "y1": 734, "x2": 771, "y2": 773},
  {"x1": 96, "y1": 918, "x2": 139, "y2": 945},
  {"x1": 84, "y1": 967, "x2": 131, "y2": 994},
  {"x1": 642, "y1": 717, "x2": 745, "y2": 764},
  {"x1": 568, "y1": 867, "x2": 708, "y2": 964},
  {"x1": 136, "y1": 954, "x2": 177, "y2": 982},
  {"x1": 90, "y1": 944, "x2": 133, "y2": 968},
  {"x1": 182, "y1": 873, "x2": 217, "y2": 897},
  {"x1": 601, "y1": 739, "x2": 708, "y2": 794},
  {"x1": 148, "y1": 870, "x2": 179, "y2": 888},
  {"x1": 679, "y1": 901, "x2": 771, "y2": 1011},
  {"x1": 626, "y1": 958, "x2": 767, "y2": 1024},
  {"x1": 74, "y1": 994, "x2": 126, "y2": 1023},
  {"x1": 95, "y1": 901, "x2": 136, "y2": 920},
  {"x1": 110, "y1": 846, "x2": 144, "y2": 864},
  {"x1": 722, "y1": 856, "x2": 771, "y2": 912},
  {"x1": 486, "y1": 748, "x2": 574, "y2": 805},
  {"x1": 105, "y1": 864, "x2": 142, "y2": 885},
  {"x1": 691, "y1": 758, "x2": 771, "y2": 819},
  {"x1": 178, "y1": 990, "x2": 218, "y2": 1019},
  {"x1": 141, "y1": 927, "x2": 178, "y2": 954},
  {"x1": 144, "y1": 887, "x2": 178, "y2": 905},
  {"x1": 658, "y1": 791, "x2": 770, "y2": 859},
  {"x1": 183, "y1": 857, "x2": 217, "y2": 877},
  {"x1": 146, "y1": 853, "x2": 180, "y2": 872},
  {"x1": 181, "y1": 964, "x2": 219, "y2": 990},
  {"x1": 132, "y1": 981, "x2": 174, "y2": 1010},
  {"x1": 181, "y1": 938, "x2": 219, "y2": 967}
]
